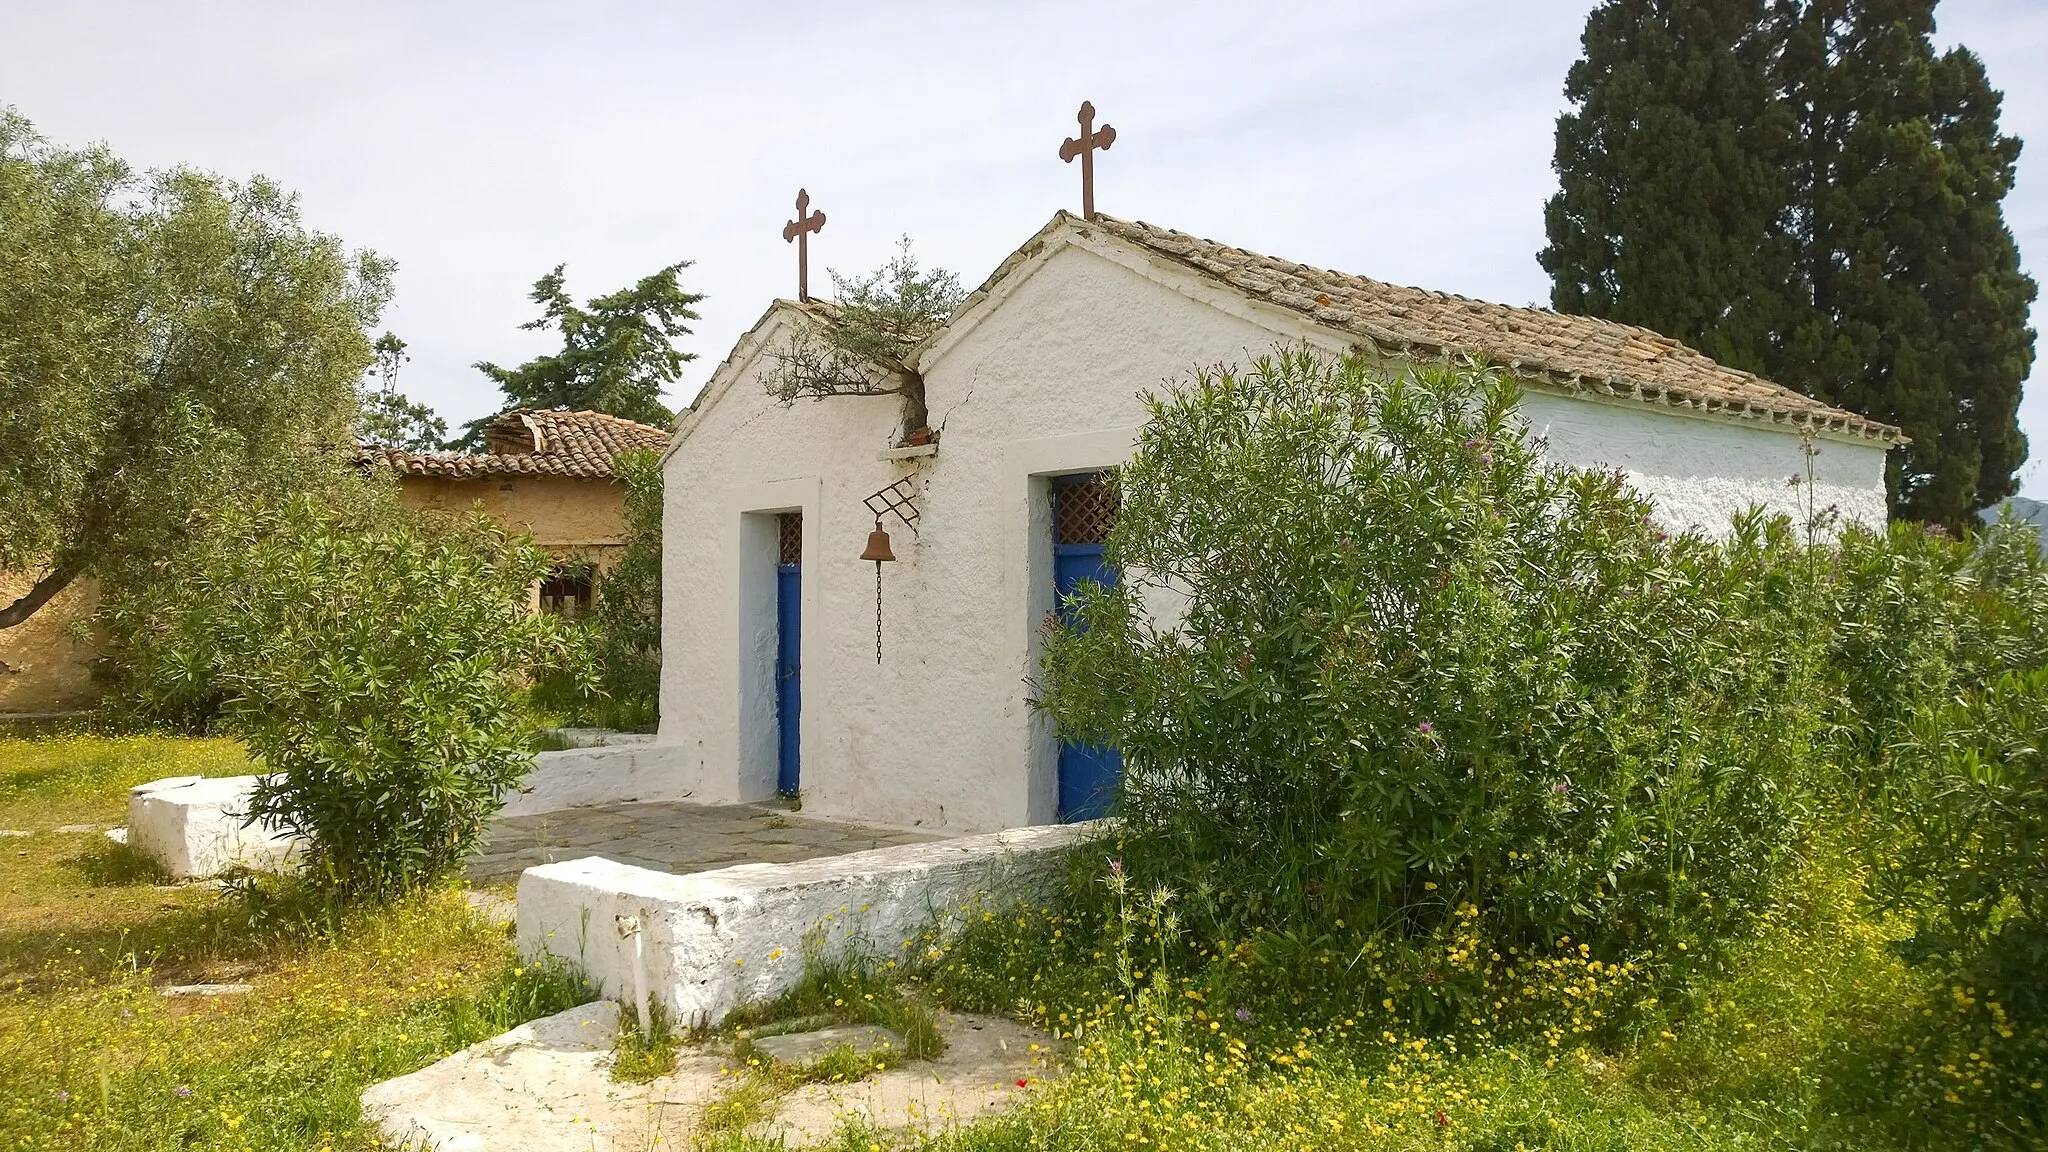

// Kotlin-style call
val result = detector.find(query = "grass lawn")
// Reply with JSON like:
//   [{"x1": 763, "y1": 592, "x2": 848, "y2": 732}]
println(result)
[
  {"x1": 5, "y1": 733, "x2": 2039, "y2": 1150},
  {"x1": 0, "y1": 733, "x2": 584, "y2": 1152}
]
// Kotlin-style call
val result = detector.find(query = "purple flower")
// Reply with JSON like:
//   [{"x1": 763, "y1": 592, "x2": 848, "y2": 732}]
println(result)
[
  {"x1": 1463, "y1": 439, "x2": 1481, "y2": 449},
  {"x1": 1234, "y1": 1007, "x2": 1254, "y2": 1023},
  {"x1": 175, "y1": 1086, "x2": 192, "y2": 1099},
  {"x1": 1480, "y1": 453, "x2": 1495, "y2": 466},
  {"x1": 1788, "y1": 474, "x2": 1804, "y2": 487},
  {"x1": 1417, "y1": 721, "x2": 1433, "y2": 733},
  {"x1": 54, "y1": 1090, "x2": 68, "y2": 1103},
  {"x1": 1553, "y1": 781, "x2": 1571, "y2": 794},
  {"x1": 1107, "y1": 858, "x2": 1123, "y2": 876}
]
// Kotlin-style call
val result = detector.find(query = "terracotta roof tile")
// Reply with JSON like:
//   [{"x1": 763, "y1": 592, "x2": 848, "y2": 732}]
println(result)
[
  {"x1": 360, "y1": 409, "x2": 669, "y2": 479},
  {"x1": 1086, "y1": 213, "x2": 1903, "y2": 443}
]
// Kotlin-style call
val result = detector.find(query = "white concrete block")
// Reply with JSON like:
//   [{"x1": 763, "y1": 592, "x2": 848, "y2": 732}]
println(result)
[
  {"x1": 516, "y1": 822, "x2": 1099, "y2": 1026},
  {"x1": 125, "y1": 775, "x2": 301, "y2": 879},
  {"x1": 497, "y1": 744, "x2": 690, "y2": 818}
]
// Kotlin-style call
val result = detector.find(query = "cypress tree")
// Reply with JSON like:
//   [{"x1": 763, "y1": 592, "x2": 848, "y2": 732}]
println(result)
[
  {"x1": 1540, "y1": 0, "x2": 1800, "y2": 375},
  {"x1": 1781, "y1": 0, "x2": 2035, "y2": 525},
  {"x1": 1546, "y1": 0, "x2": 2037, "y2": 527}
]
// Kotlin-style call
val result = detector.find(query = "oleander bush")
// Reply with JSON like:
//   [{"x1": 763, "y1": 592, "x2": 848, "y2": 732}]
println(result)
[
  {"x1": 107, "y1": 484, "x2": 589, "y2": 898},
  {"x1": 1820, "y1": 514, "x2": 2048, "y2": 1136},
  {"x1": 1823, "y1": 517, "x2": 2048, "y2": 774},
  {"x1": 1039, "y1": 351, "x2": 1825, "y2": 1021}
]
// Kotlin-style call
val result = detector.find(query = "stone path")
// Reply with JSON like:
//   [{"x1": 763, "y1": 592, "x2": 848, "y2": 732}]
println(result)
[
  {"x1": 466, "y1": 800, "x2": 939, "y2": 881},
  {"x1": 362, "y1": 1000, "x2": 1058, "y2": 1151}
]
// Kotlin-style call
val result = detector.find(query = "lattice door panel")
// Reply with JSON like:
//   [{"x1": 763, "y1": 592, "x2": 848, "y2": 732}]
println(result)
[
  {"x1": 778, "y1": 512, "x2": 803, "y2": 565},
  {"x1": 1053, "y1": 471, "x2": 1120, "y2": 546}
]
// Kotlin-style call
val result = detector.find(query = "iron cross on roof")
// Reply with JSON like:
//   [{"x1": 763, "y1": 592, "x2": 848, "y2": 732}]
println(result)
[
  {"x1": 1058, "y1": 100, "x2": 1116, "y2": 221},
  {"x1": 782, "y1": 188, "x2": 827, "y2": 302}
]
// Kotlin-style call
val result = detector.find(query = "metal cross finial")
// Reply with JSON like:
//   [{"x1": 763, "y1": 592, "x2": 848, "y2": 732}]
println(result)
[
  {"x1": 781, "y1": 188, "x2": 827, "y2": 302},
  {"x1": 1058, "y1": 100, "x2": 1117, "y2": 220}
]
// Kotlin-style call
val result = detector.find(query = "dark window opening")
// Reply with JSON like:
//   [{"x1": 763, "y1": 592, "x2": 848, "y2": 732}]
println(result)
[{"x1": 539, "y1": 565, "x2": 594, "y2": 617}]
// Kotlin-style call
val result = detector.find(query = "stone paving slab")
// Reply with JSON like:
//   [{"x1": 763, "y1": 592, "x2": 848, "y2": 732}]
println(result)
[
  {"x1": 466, "y1": 799, "x2": 937, "y2": 881},
  {"x1": 361, "y1": 1001, "x2": 1056, "y2": 1150},
  {"x1": 751, "y1": 1024, "x2": 905, "y2": 1066},
  {"x1": 765, "y1": 1011, "x2": 1055, "y2": 1145}
]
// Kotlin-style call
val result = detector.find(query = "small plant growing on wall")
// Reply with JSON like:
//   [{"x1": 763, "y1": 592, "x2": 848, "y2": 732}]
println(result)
[{"x1": 763, "y1": 236, "x2": 963, "y2": 439}]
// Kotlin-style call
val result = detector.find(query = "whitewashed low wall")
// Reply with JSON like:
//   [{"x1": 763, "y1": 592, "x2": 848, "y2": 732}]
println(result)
[
  {"x1": 497, "y1": 744, "x2": 689, "y2": 819},
  {"x1": 516, "y1": 823, "x2": 1100, "y2": 1027},
  {"x1": 126, "y1": 775, "x2": 298, "y2": 879},
  {"x1": 124, "y1": 744, "x2": 692, "y2": 879},
  {"x1": 537, "y1": 728, "x2": 657, "y2": 750}
]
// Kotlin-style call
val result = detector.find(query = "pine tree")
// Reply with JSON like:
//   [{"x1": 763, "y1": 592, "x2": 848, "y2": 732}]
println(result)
[
  {"x1": 458, "y1": 262, "x2": 702, "y2": 447},
  {"x1": 1545, "y1": 0, "x2": 2037, "y2": 527},
  {"x1": 1780, "y1": 0, "x2": 2035, "y2": 525},
  {"x1": 1540, "y1": 0, "x2": 1800, "y2": 375}
]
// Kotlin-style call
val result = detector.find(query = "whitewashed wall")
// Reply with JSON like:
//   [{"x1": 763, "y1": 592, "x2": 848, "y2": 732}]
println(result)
[
  {"x1": 661, "y1": 243, "x2": 1290, "y2": 832},
  {"x1": 660, "y1": 227, "x2": 1893, "y2": 836},
  {"x1": 1518, "y1": 391, "x2": 1890, "y2": 535}
]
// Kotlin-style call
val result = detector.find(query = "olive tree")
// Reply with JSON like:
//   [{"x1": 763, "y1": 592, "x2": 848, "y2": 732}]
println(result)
[{"x1": 0, "y1": 108, "x2": 389, "y2": 628}]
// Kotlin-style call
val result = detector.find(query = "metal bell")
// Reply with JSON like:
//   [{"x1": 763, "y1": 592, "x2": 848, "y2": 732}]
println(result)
[{"x1": 859, "y1": 521, "x2": 896, "y2": 563}]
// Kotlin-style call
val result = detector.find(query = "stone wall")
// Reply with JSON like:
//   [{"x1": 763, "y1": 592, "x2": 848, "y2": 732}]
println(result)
[
  {"x1": 395, "y1": 473, "x2": 629, "y2": 566},
  {"x1": 0, "y1": 571, "x2": 101, "y2": 715}
]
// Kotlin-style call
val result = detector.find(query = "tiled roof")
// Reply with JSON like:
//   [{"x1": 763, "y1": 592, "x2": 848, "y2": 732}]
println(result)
[
  {"x1": 361, "y1": 409, "x2": 669, "y2": 479},
  {"x1": 1082, "y1": 213, "x2": 1902, "y2": 443}
]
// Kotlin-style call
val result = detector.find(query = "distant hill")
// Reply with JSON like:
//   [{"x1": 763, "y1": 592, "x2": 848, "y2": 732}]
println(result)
[{"x1": 1978, "y1": 495, "x2": 2048, "y2": 552}]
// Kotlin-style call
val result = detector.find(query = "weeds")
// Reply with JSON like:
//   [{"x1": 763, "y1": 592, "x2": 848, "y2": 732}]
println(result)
[
  {"x1": 725, "y1": 934, "x2": 943, "y2": 1063},
  {"x1": 913, "y1": 833, "x2": 2044, "y2": 1151},
  {"x1": 612, "y1": 999, "x2": 684, "y2": 1083}
]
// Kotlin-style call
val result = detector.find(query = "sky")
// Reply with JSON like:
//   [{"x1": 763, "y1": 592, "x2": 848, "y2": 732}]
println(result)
[{"x1": 5, "y1": 0, "x2": 2045, "y2": 494}]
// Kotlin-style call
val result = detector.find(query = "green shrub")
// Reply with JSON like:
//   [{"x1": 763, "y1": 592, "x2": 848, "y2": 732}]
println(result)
[
  {"x1": 109, "y1": 484, "x2": 587, "y2": 898},
  {"x1": 590, "y1": 447, "x2": 663, "y2": 729},
  {"x1": 1891, "y1": 660, "x2": 2048, "y2": 987},
  {"x1": 1038, "y1": 352, "x2": 1823, "y2": 1011},
  {"x1": 1825, "y1": 517, "x2": 2048, "y2": 774},
  {"x1": 1822, "y1": 514, "x2": 2048, "y2": 1123},
  {"x1": 532, "y1": 446, "x2": 662, "y2": 732}
]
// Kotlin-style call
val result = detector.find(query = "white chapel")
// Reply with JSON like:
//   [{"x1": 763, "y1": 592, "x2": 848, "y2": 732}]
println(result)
[{"x1": 653, "y1": 210, "x2": 1901, "y2": 835}]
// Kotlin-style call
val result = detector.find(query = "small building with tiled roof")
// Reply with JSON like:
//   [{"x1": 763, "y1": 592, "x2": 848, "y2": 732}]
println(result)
[
  {"x1": 648, "y1": 211, "x2": 1898, "y2": 836},
  {"x1": 363, "y1": 409, "x2": 668, "y2": 614}
]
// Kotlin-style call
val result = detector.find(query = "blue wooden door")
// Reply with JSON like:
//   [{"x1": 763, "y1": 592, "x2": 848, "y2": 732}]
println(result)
[
  {"x1": 776, "y1": 514, "x2": 802, "y2": 797},
  {"x1": 1052, "y1": 473, "x2": 1122, "y2": 821}
]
